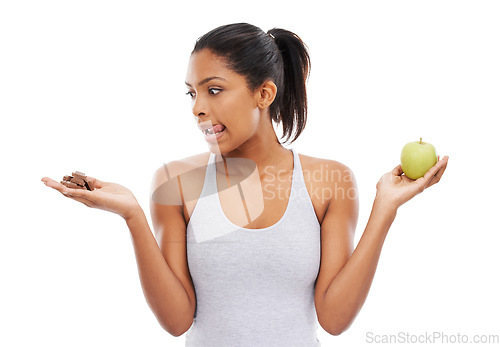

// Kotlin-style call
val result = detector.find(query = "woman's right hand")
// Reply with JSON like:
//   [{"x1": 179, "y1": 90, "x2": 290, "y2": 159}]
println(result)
[{"x1": 41, "y1": 175, "x2": 142, "y2": 221}]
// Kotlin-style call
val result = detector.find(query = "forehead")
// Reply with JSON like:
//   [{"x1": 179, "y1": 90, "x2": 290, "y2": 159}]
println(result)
[{"x1": 185, "y1": 49, "x2": 233, "y2": 83}]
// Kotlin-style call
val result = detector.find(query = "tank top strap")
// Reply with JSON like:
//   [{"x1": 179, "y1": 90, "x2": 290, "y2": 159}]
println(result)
[
  {"x1": 186, "y1": 152, "x2": 236, "y2": 243},
  {"x1": 209, "y1": 148, "x2": 300, "y2": 233},
  {"x1": 288, "y1": 148, "x2": 318, "y2": 215},
  {"x1": 186, "y1": 147, "x2": 319, "y2": 243}
]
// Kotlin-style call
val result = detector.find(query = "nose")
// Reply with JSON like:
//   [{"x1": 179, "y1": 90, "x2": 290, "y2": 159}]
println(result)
[{"x1": 192, "y1": 95, "x2": 208, "y2": 118}]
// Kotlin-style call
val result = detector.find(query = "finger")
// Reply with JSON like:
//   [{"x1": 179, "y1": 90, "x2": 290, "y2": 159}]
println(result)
[
  {"x1": 392, "y1": 164, "x2": 403, "y2": 176},
  {"x1": 64, "y1": 193, "x2": 95, "y2": 208},
  {"x1": 61, "y1": 185, "x2": 92, "y2": 199},
  {"x1": 425, "y1": 156, "x2": 449, "y2": 189},
  {"x1": 43, "y1": 177, "x2": 97, "y2": 207},
  {"x1": 421, "y1": 156, "x2": 449, "y2": 190},
  {"x1": 42, "y1": 177, "x2": 68, "y2": 193},
  {"x1": 85, "y1": 176, "x2": 104, "y2": 189},
  {"x1": 42, "y1": 177, "x2": 93, "y2": 198},
  {"x1": 425, "y1": 172, "x2": 439, "y2": 190}
]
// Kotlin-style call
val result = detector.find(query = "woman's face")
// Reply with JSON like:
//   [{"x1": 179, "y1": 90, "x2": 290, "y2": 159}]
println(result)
[{"x1": 185, "y1": 49, "x2": 262, "y2": 154}]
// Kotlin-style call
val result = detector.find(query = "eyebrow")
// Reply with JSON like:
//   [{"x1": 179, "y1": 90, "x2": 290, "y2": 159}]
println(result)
[{"x1": 185, "y1": 76, "x2": 227, "y2": 87}]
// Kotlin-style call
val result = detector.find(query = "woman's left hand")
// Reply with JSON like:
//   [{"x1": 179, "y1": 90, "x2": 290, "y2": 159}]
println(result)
[{"x1": 375, "y1": 155, "x2": 449, "y2": 210}]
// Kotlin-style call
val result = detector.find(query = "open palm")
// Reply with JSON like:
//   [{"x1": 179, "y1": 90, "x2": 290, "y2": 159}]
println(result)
[
  {"x1": 41, "y1": 175, "x2": 141, "y2": 220},
  {"x1": 376, "y1": 156, "x2": 449, "y2": 209}
]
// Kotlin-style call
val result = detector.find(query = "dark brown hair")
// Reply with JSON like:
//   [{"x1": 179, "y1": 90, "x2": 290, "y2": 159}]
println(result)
[{"x1": 192, "y1": 23, "x2": 311, "y2": 145}]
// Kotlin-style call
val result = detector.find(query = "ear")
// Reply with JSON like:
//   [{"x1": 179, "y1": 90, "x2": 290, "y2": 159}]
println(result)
[{"x1": 255, "y1": 80, "x2": 277, "y2": 109}]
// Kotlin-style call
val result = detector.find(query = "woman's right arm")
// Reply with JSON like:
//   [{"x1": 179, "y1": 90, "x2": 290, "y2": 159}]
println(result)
[
  {"x1": 42, "y1": 164, "x2": 196, "y2": 337},
  {"x1": 125, "y1": 207, "x2": 195, "y2": 337}
]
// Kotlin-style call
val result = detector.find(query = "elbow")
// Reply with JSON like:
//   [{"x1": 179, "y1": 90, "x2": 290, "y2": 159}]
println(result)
[
  {"x1": 158, "y1": 315, "x2": 194, "y2": 337},
  {"x1": 161, "y1": 323, "x2": 188, "y2": 338},
  {"x1": 164, "y1": 320, "x2": 193, "y2": 337},
  {"x1": 327, "y1": 319, "x2": 354, "y2": 336},
  {"x1": 175, "y1": 320, "x2": 194, "y2": 337},
  {"x1": 319, "y1": 315, "x2": 353, "y2": 337},
  {"x1": 166, "y1": 326, "x2": 183, "y2": 338},
  {"x1": 170, "y1": 329, "x2": 186, "y2": 338},
  {"x1": 154, "y1": 300, "x2": 195, "y2": 337},
  {"x1": 328, "y1": 325, "x2": 347, "y2": 336}
]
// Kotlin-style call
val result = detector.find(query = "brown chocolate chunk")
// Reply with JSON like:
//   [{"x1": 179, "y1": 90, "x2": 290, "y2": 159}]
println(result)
[
  {"x1": 61, "y1": 171, "x2": 95, "y2": 191},
  {"x1": 72, "y1": 171, "x2": 86, "y2": 179},
  {"x1": 61, "y1": 181, "x2": 81, "y2": 189},
  {"x1": 71, "y1": 177, "x2": 86, "y2": 187},
  {"x1": 84, "y1": 180, "x2": 95, "y2": 191}
]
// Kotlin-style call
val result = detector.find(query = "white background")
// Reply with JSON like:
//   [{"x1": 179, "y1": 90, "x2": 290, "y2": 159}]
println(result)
[{"x1": 1, "y1": 0, "x2": 499, "y2": 346}]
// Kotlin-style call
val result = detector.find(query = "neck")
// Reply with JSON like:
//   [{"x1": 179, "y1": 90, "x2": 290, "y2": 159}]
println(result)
[
  {"x1": 216, "y1": 114, "x2": 292, "y2": 176},
  {"x1": 220, "y1": 118, "x2": 290, "y2": 170}
]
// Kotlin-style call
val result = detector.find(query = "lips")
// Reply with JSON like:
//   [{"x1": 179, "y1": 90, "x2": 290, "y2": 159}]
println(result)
[
  {"x1": 209, "y1": 124, "x2": 225, "y2": 133},
  {"x1": 203, "y1": 124, "x2": 226, "y2": 143},
  {"x1": 200, "y1": 123, "x2": 226, "y2": 135}
]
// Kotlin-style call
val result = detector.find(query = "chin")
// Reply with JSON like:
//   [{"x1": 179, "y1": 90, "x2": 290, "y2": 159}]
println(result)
[
  {"x1": 208, "y1": 142, "x2": 238, "y2": 157},
  {"x1": 208, "y1": 144, "x2": 225, "y2": 156}
]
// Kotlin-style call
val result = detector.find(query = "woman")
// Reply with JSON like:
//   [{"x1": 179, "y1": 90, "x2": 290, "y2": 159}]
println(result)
[{"x1": 42, "y1": 23, "x2": 449, "y2": 346}]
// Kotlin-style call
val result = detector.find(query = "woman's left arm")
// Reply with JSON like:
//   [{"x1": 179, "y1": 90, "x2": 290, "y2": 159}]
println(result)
[{"x1": 315, "y1": 156, "x2": 449, "y2": 336}]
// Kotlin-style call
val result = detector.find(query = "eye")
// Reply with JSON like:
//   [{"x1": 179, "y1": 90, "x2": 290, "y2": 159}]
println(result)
[
  {"x1": 209, "y1": 88, "x2": 222, "y2": 95},
  {"x1": 185, "y1": 91, "x2": 195, "y2": 99}
]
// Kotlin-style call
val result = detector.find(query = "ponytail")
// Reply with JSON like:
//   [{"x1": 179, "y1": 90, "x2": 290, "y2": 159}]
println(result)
[
  {"x1": 267, "y1": 28, "x2": 311, "y2": 144},
  {"x1": 193, "y1": 23, "x2": 311, "y2": 144}
]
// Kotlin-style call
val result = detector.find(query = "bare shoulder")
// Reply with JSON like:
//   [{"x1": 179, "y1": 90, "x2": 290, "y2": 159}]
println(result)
[
  {"x1": 179, "y1": 151, "x2": 212, "y2": 166},
  {"x1": 151, "y1": 152, "x2": 211, "y2": 187},
  {"x1": 297, "y1": 152, "x2": 355, "y2": 182},
  {"x1": 150, "y1": 152, "x2": 212, "y2": 224},
  {"x1": 296, "y1": 152, "x2": 357, "y2": 224}
]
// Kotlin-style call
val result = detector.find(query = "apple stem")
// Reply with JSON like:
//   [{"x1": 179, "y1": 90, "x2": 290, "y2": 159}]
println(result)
[{"x1": 420, "y1": 137, "x2": 422, "y2": 144}]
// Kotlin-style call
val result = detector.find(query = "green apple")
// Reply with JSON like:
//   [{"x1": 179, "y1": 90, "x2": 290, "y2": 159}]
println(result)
[{"x1": 401, "y1": 138, "x2": 438, "y2": 180}]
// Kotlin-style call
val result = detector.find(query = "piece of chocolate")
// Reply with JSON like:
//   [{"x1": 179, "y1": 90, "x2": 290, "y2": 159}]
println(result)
[
  {"x1": 61, "y1": 181, "x2": 81, "y2": 189},
  {"x1": 61, "y1": 171, "x2": 95, "y2": 191},
  {"x1": 72, "y1": 171, "x2": 86, "y2": 179},
  {"x1": 71, "y1": 177, "x2": 86, "y2": 187},
  {"x1": 84, "y1": 180, "x2": 95, "y2": 191}
]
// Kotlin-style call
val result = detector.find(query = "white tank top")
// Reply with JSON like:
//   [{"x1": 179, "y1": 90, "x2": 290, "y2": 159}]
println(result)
[{"x1": 185, "y1": 148, "x2": 322, "y2": 346}]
